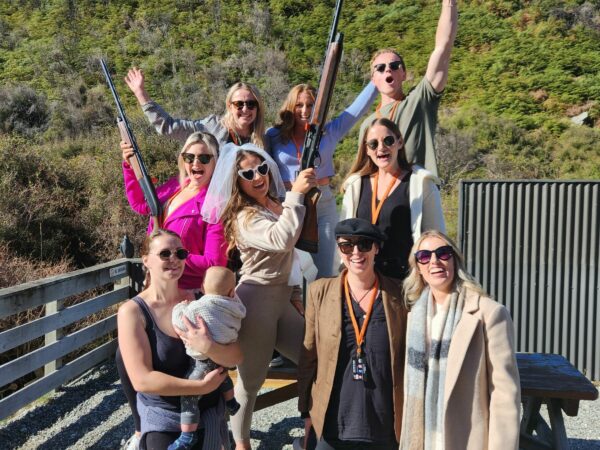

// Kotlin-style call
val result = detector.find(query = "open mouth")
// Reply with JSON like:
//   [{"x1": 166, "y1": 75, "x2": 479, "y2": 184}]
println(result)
[
  {"x1": 253, "y1": 180, "x2": 266, "y2": 190},
  {"x1": 430, "y1": 267, "x2": 446, "y2": 276},
  {"x1": 191, "y1": 168, "x2": 205, "y2": 176},
  {"x1": 350, "y1": 256, "x2": 366, "y2": 265},
  {"x1": 385, "y1": 75, "x2": 394, "y2": 84},
  {"x1": 376, "y1": 153, "x2": 392, "y2": 162}
]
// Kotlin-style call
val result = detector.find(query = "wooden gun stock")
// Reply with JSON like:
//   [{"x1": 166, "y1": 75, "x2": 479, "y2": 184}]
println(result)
[
  {"x1": 100, "y1": 58, "x2": 162, "y2": 230},
  {"x1": 296, "y1": 1, "x2": 344, "y2": 254}
]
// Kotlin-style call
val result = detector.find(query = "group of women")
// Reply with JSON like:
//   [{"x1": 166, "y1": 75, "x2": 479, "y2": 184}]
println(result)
[{"x1": 116, "y1": 55, "x2": 520, "y2": 450}]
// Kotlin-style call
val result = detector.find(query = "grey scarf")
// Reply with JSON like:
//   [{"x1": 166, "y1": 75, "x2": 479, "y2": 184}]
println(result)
[{"x1": 399, "y1": 286, "x2": 465, "y2": 450}]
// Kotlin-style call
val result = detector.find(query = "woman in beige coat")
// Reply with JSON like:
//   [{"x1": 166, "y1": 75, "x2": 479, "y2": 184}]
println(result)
[{"x1": 401, "y1": 230, "x2": 520, "y2": 450}]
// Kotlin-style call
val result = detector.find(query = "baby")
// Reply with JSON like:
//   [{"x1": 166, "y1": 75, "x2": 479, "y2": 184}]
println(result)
[{"x1": 169, "y1": 266, "x2": 246, "y2": 450}]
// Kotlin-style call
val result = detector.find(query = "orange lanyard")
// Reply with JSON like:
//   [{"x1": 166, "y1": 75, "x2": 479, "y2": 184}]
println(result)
[
  {"x1": 371, "y1": 170, "x2": 400, "y2": 224},
  {"x1": 375, "y1": 100, "x2": 400, "y2": 120},
  {"x1": 344, "y1": 273, "x2": 380, "y2": 357},
  {"x1": 292, "y1": 134, "x2": 304, "y2": 163}
]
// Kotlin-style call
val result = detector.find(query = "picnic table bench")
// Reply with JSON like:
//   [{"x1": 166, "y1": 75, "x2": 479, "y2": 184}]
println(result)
[{"x1": 518, "y1": 353, "x2": 598, "y2": 450}]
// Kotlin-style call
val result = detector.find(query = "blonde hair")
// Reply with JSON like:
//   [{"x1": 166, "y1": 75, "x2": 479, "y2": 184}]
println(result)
[
  {"x1": 177, "y1": 131, "x2": 219, "y2": 187},
  {"x1": 369, "y1": 48, "x2": 406, "y2": 74},
  {"x1": 221, "y1": 82, "x2": 265, "y2": 148},
  {"x1": 203, "y1": 266, "x2": 235, "y2": 296},
  {"x1": 342, "y1": 118, "x2": 411, "y2": 192},
  {"x1": 220, "y1": 150, "x2": 279, "y2": 257},
  {"x1": 402, "y1": 230, "x2": 487, "y2": 308},
  {"x1": 273, "y1": 84, "x2": 316, "y2": 142},
  {"x1": 140, "y1": 228, "x2": 182, "y2": 288}
]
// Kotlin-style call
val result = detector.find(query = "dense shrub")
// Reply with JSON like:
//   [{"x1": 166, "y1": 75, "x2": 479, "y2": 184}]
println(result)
[{"x1": 0, "y1": 85, "x2": 49, "y2": 137}]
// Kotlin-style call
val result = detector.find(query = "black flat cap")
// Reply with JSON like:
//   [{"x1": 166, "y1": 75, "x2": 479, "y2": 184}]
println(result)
[{"x1": 335, "y1": 218, "x2": 386, "y2": 243}]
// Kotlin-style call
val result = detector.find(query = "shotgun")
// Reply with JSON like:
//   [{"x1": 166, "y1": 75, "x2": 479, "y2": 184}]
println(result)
[
  {"x1": 100, "y1": 58, "x2": 162, "y2": 230},
  {"x1": 296, "y1": 0, "x2": 344, "y2": 254}
]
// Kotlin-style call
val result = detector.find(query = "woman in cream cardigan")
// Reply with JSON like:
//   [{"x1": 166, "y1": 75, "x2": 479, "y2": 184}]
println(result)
[
  {"x1": 401, "y1": 230, "x2": 520, "y2": 450},
  {"x1": 341, "y1": 118, "x2": 445, "y2": 280},
  {"x1": 201, "y1": 143, "x2": 317, "y2": 450}
]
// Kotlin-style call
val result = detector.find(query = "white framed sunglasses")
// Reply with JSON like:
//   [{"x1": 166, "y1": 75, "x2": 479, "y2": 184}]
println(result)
[{"x1": 238, "y1": 161, "x2": 270, "y2": 181}]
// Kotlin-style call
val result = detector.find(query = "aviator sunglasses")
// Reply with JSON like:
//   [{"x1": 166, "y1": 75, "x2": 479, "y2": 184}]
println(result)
[
  {"x1": 373, "y1": 60, "x2": 403, "y2": 73},
  {"x1": 238, "y1": 161, "x2": 270, "y2": 181},
  {"x1": 231, "y1": 100, "x2": 258, "y2": 110},
  {"x1": 181, "y1": 153, "x2": 214, "y2": 164},
  {"x1": 414, "y1": 245, "x2": 454, "y2": 265},
  {"x1": 366, "y1": 135, "x2": 396, "y2": 151},
  {"x1": 153, "y1": 248, "x2": 189, "y2": 261},
  {"x1": 337, "y1": 239, "x2": 375, "y2": 255}
]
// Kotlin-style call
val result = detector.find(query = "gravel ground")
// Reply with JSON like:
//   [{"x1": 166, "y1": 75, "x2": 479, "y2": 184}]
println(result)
[{"x1": 0, "y1": 360, "x2": 598, "y2": 449}]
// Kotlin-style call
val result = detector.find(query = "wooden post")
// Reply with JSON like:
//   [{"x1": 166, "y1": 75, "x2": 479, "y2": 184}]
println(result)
[{"x1": 44, "y1": 299, "x2": 65, "y2": 376}]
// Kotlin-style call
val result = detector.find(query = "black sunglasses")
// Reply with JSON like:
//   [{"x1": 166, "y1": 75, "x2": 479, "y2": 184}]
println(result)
[
  {"x1": 153, "y1": 248, "x2": 189, "y2": 261},
  {"x1": 182, "y1": 153, "x2": 214, "y2": 164},
  {"x1": 366, "y1": 135, "x2": 396, "y2": 151},
  {"x1": 238, "y1": 162, "x2": 269, "y2": 181},
  {"x1": 414, "y1": 245, "x2": 454, "y2": 265},
  {"x1": 373, "y1": 60, "x2": 403, "y2": 73},
  {"x1": 231, "y1": 100, "x2": 258, "y2": 110},
  {"x1": 337, "y1": 239, "x2": 375, "y2": 255}
]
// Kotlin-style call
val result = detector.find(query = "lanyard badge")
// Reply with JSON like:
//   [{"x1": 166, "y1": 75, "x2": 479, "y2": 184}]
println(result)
[{"x1": 344, "y1": 273, "x2": 379, "y2": 382}]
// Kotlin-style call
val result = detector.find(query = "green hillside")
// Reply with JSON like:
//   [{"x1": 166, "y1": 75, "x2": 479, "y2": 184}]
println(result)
[{"x1": 0, "y1": 0, "x2": 599, "y2": 273}]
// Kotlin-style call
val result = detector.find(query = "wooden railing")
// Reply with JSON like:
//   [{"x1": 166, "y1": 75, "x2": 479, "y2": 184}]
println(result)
[
  {"x1": 0, "y1": 258, "x2": 143, "y2": 421},
  {"x1": 0, "y1": 258, "x2": 300, "y2": 422}
]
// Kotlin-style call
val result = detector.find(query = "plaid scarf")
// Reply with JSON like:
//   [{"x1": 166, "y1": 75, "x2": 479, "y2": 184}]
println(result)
[{"x1": 399, "y1": 286, "x2": 465, "y2": 450}]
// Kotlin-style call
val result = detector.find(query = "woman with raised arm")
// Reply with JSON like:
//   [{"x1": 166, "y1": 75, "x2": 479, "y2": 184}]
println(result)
[
  {"x1": 401, "y1": 230, "x2": 520, "y2": 450},
  {"x1": 122, "y1": 131, "x2": 227, "y2": 292},
  {"x1": 117, "y1": 228, "x2": 242, "y2": 449},
  {"x1": 125, "y1": 68, "x2": 265, "y2": 148},
  {"x1": 201, "y1": 143, "x2": 317, "y2": 450},
  {"x1": 266, "y1": 82, "x2": 377, "y2": 277},
  {"x1": 341, "y1": 118, "x2": 445, "y2": 280}
]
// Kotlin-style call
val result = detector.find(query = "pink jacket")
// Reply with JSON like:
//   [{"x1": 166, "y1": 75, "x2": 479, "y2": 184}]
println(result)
[{"x1": 123, "y1": 162, "x2": 227, "y2": 290}]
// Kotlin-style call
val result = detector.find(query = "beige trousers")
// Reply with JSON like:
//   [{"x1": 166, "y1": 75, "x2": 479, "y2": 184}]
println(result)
[{"x1": 230, "y1": 282, "x2": 305, "y2": 442}]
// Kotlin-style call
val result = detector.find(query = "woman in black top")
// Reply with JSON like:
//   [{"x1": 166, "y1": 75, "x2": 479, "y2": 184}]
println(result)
[
  {"x1": 117, "y1": 229, "x2": 242, "y2": 449},
  {"x1": 297, "y1": 218, "x2": 407, "y2": 450},
  {"x1": 341, "y1": 118, "x2": 446, "y2": 280}
]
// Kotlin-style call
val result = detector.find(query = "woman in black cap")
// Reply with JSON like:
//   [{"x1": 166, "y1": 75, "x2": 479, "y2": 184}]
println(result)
[{"x1": 297, "y1": 218, "x2": 408, "y2": 450}]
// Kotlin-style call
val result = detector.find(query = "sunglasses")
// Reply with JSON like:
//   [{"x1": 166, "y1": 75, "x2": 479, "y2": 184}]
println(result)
[
  {"x1": 153, "y1": 248, "x2": 189, "y2": 261},
  {"x1": 373, "y1": 60, "x2": 403, "y2": 73},
  {"x1": 238, "y1": 161, "x2": 270, "y2": 181},
  {"x1": 337, "y1": 239, "x2": 375, "y2": 255},
  {"x1": 414, "y1": 245, "x2": 454, "y2": 265},
  {"x1": 181, "y1": 153, "x2": 214, "y2": 164},
  {"x1": 366, "y1": 135, "x2": 396, "y2": 151},
  {"x1": 231, "y1": 100, "x2": 258, "y2": 110}
]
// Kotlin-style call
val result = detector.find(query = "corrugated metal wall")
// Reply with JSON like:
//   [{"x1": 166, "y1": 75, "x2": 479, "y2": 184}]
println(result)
[{"x1": 458, "y1": 180, "x2": 600, "y2": 380}]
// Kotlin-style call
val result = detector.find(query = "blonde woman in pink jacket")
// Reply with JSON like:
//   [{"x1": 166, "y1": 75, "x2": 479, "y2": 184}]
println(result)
[{"x1": 122, "y1": 131, "x2": 227, "y2": 292}]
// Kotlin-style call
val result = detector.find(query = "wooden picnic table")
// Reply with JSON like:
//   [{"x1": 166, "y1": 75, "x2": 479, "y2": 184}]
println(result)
[{"x1": 518, "y1": 353, "x2": 599, "y2": 450}]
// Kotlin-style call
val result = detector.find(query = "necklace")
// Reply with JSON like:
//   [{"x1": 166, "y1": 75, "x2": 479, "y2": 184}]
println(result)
[{"x1": 348, "y1": 278, "x2": 377, "y2": 305}]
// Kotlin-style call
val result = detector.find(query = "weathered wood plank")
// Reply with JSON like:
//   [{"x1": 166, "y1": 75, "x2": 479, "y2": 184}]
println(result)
[
  {"x1": 0, "y1": 259, "x2": 135, "y2": 319},
  {"x1": 0, "y1": 287, "x2": 129, "y2": 353},
  {"x1": 254, "y1": 382, "x2": 298, "y2": 412},
  {"x1": 517, "y1": 353, "x2": 599, "y2": 401},
  {"x1": 0, "y1": 340, "x2": 117, "y2": 422},
  {"x1": 0, "y1": 315, "x2": 116, "y2": 387}
]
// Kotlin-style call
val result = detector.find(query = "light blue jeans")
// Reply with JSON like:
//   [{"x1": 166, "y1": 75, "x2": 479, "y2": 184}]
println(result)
[{"x1": 313, "y1": 185, "x2": 339, "y2": 278}]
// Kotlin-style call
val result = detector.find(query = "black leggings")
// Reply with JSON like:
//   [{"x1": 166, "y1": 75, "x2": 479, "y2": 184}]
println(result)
[{"x1": 116, "y1": 346, "x2": 141, "y2": 433}]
